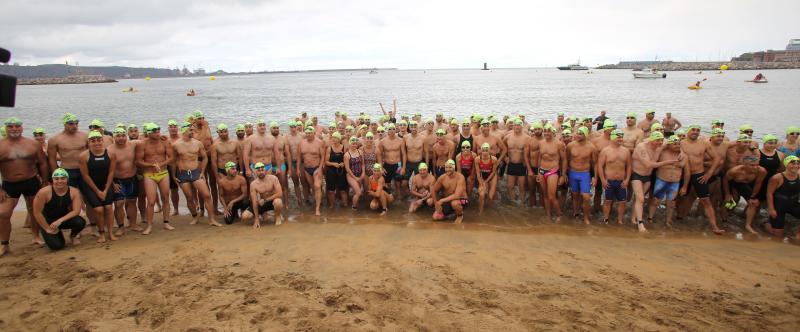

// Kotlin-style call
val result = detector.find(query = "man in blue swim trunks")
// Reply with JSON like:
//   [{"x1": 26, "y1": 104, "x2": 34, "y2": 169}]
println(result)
[
  {"x1": 243, "y1": 119, "x2": 279, "y2": 179},
  {"x1": 565, "y1": 126, "x2": 597, "y2": 224},
  {"x1": 597, "y1": 129, "x2": 632, "y2": 225},
  {"x1": 630, "y1": 131, "x2": 679, "y2": 232},
  {"x1": 171, "y1": 122, "x2": 221, "y2": 227},
  {"x1": 108, "y1": 127, "x2": 142, "y2": 236},
  {"x1": 647, "y1": 135, "x2": 690, "y2": 229}
]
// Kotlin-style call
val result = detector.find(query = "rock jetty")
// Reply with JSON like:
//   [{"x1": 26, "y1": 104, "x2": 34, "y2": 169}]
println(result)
[
  {"x1": 18, "y1": 75, "x2": 117, "y2": 85},
  {"x1": 597, "y1": 61, "x2": 800, "y2": 71}
]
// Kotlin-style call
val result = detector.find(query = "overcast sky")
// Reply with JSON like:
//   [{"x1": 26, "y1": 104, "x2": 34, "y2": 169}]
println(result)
[{"x1": 2, "y1": 0, "x2": 798, "y2": 71}]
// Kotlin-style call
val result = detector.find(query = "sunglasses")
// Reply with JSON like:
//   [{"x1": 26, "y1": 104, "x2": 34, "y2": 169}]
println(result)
[
  {"x1": 462, "y1": 146, "x2": 470, "y2": 149},
  {"x1": 626, "y1": 117, "x2": 636, "y2": 119},
  {"x1": 788, "y1": 160, "x2": 800, "y2": 165},
  {"x1": 481, "y1": 123, "x2": 489, "y2": 127},
  {"x1": 66, "y1": 121, "x2": 79, "y2": 125},
  {"x1": 33, "y1": 133, "x2": 44, "y2": 136},
  {"x1": 743, "y1": 130, "x2": 753, "y2": 134},
  {"x1": 89, "y1": 137, "x2": 103, "y2": 141},
  {"x1": 789, "y1": 132, "x2": 800, "y2": 136},
  {"x1": 88, "y1": 125, "x2": 100, "y2": 129},
  {"x1": 436, "y1": 133, "x2": 445, "y2": 137}
]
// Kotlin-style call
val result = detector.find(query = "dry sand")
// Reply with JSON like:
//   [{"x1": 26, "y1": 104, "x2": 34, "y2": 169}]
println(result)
[{"x1": 1, "y1": 209, "x2": 800, "y2": 331}]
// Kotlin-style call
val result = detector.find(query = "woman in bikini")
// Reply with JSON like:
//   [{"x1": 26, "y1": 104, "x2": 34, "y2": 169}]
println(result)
[
  {"x1": 455, "y1": 141, "x2": 476, "y2": 197},
  {"x1": 367, "y1": 163, "x2": 394, "y2": 216},
  {"x1": 475, "y1": 143, "x2": 498, "y2": 213},
  {"x1": 361, "y1": 132, "x2": 380, "y2": 193}
]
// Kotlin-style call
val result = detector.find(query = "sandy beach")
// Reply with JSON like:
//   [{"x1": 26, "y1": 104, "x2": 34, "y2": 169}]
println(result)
[{"x1": 1, "y1": 208, "x2": 799, "y2": 331}]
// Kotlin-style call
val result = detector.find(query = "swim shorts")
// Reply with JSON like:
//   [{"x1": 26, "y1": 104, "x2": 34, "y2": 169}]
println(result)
[
  {"x1": 506, "y1": 162, "x2": 527, "y2": 176},
  {"x1": 653, "y1": 178, "x2": 679, "y2": 201},
  {"x1": 113, "y1": 176, "x2": 139, "y2": 201},
  {"x1": 568, "y1": 170, "x2": 591, "y2": 194},
  {"x1": 604, "y1": 179, "x2": 627, "y2": 202},
  {"x1": 176, "y1": 169, "x2": 201, "y2": 183},
  {"x1": 2, "y1": 176, "x2": 41, "y2": 199},
  {"x1": 688, "y1": 172, "x2": 710, "y2": 198}
]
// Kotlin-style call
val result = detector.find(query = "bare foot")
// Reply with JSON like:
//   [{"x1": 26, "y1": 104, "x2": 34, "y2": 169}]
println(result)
[
  {"x1": 0, "y1": 245, "x2": 9, "y2": 256},
  {"x1": 209, "y1": 220, "x2": 222, "y2": 227},
  {"x1": 142, "y1": 225, "x2": 153, "y2": 235},
  {"x1": 637, "y1": 222, "x2": 648, "y2": 233},
  {"x1": 96, "y1": 236, "x2": 106, "y2": 244},
  {"x1": 163, "y1": 223, "x2": 175, "y2": 231},
  {"x1": 32, "y1": 237, "x2": 45, "y2": 246},
  {"x1": 70, "y1": 237, "x2": 81, "y2": 246},
  {"x1": 713, "y1": 228, "x2": 726, "y2": 235},
  {"x1": 617, "y1": 219, "x2": 624, "y2": 225},
  {"x1": 275, "y1": 216, "x2": 283, "y2": 226},
  {"x1": 129, "y1": 225, "x2": 144, "y2": 232},
  {"x1": 379, "y1": 209, "x2": 387, "y2": 216},
  {"x1": 253, "y1": 222, "x2": 261, "y2": 229},
  {"x1": 189, "y1": 216, "x2": 198, "y2": 225},
  {"x1": 745, "y1": 225, "x2": 757, "y2": 234},
  {"x1": 584, "y1": 218, "x2": 591, "y2": 225},
  {"x1": 315, "y1": 209, "x2": 321, "y2": 216},
  {"x1": 114, "y1": 228, "x2": 124, "y2": 237},
  {"x1": 665, "y1": 221, "x2": 673, "y2": 229},
  {"x1": 454, "y1": 215, "x2": 463, "y2": 224},
  {"x1": 109, "y1": 233, "x2": 119, "y2": 241},
  {"x1": 171, "y1": 210, "x2": 179, "y2": 216},
  {"x1": 554, "y1": 216, "x2": 561, "y2": 224}
]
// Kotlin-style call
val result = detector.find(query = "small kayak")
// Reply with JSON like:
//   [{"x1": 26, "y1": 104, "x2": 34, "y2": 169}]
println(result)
[
  {"x1": 745, "y1": 80, "x2": 768, "y2": 83},
  {"x1": 122, "y1": 89, "x2": 138, "y2": 93},
  {"x1": 688, "y1": 85, "x2": 702, "y2": 90},
  {"x1": 186, "y1": 93, "x2": 196, "y2": 96}
]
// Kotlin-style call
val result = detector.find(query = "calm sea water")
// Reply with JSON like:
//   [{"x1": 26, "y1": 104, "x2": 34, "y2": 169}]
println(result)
[{"x1": 11, "y1": 68, "x2": 800, "y2": 139}]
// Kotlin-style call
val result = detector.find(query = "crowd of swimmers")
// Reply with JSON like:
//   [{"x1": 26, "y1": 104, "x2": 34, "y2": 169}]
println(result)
[{"x1": 1, "y1": 101, "x2": 799, "y2": 254}]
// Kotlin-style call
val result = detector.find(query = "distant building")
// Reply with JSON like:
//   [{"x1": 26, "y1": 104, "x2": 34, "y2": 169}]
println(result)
[
  {"x1": 617, "y1": 60, "x2": 671, "y2": 67},
  {"x1": 787, "y1": 39, "x2": 800, "y2": 51},
  {"x1": 751, "y1": 50, "x2": 800, "y2": 63}
]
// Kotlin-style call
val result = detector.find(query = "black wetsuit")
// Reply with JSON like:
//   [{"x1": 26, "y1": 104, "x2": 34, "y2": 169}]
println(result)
[
  {"x1": 325, "y1": 146, "x2": 348, "y2": 192},
  {"x1": 769, "y1": 173, "x2": 800, "y2": 229},
  {"x1": 758, "y1": 149, "x2": 781, "y2": 201},
  {"x1": 40, "y1": 187, "x2": 86, "y2": 251},
  {"x1": 80, "y1": 149, "x2": 113, "y2": 207}
]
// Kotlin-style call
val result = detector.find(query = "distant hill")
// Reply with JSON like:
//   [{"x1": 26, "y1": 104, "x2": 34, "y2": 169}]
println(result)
[{"x1": 0, "y1": 64, "x2": 188, "y2": 79}]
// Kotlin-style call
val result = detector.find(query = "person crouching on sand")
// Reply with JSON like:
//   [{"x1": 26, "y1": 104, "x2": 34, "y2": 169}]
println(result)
[
  {"x1": 432, "y1": 159, "x2": 468, "y2": 224},
  {"x1": 367, "y1": 163, "x2": 393, "y2": 216},
  {"x1": 32, "y1": 168, "x2": 87, "y2": 251}
]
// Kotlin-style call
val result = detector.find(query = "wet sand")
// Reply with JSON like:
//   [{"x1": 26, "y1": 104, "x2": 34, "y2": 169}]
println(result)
[{"x1": 1, "y1": 206, "x2": 800, "y2": 331}]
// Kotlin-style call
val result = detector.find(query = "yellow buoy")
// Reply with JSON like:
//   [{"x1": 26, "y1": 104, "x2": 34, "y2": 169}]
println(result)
[
  {"x1": 209, "y1": 76, "x2": 216, "y2": 81},
  {"x1": 719, "y1": 64, "x2": 729, "y2": 71},
  {"x1": 145, "y1": 76, "x2": 151, "y2": 81}
]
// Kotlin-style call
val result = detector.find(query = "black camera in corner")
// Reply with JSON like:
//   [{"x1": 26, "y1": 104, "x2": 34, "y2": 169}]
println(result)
[{"x1": 0, "y1": 47, "x2": 17, "y2": 107}]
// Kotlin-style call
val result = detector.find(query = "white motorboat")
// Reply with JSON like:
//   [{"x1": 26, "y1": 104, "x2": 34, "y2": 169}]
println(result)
[{"x1": 633, "y1": 68, "x2": 667, "y2": 79}]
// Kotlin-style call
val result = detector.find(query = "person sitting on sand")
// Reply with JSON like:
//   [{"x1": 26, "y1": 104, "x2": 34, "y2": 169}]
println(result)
[
  {"x1": 241, "y1": 162, "x2": 284, "y2": 228},
  {"x1": 409, "y1": 163, "x2": 435, "y2": 213},
  {"x1": 366, "y1": 163, "x2": 394, "y2": 215},
  {"x1": 431, "y1": 159, "x2": 468, "y2": 224},
  {"x1": 218, "y1": 162, "x2": 249, "y2": 224},
  {"x1": 32, "y1": 168, "x2": 86, "y2": 251}
]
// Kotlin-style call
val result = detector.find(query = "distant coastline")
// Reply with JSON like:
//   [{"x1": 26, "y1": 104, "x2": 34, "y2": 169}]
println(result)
[
  {"x1": 597, "y1": 61, "x2": 800, "y2": 71},
  {"x1": 18, "y1": 75, "x2": 117, "y2": 85}
]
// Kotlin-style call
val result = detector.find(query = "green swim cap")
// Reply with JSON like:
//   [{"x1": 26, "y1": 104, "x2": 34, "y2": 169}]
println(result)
[
  {"x1": 257, "y1": 119, "x2": 266, "y2": 125},
  {"x1": 561, "y1": 123, "x2": 570, "y2": 129},
  {"x1": 365, "y1": 132, "x2": 374, "y2": 138},
  {"x1": 246, "y1": 122, "x2": 254, "y2": 127},
  {"x1": 268, "y1": 121, "x2": 278, "y2": 128},
  {"x1": 762, "y1": 134, "x2": 778, "y2": 143},
  {"x1": 558, "y1": 112, "x2": 565, "y2": 117},
  {"x1": 88, "y1": 131, "x2": 103, "y2": 139},
  {"x1": 304, "y1": 120, "x2": 313, "y2": 127},
  {"x1": 435, "y1": 128, "x2": 446, "y2": 135},
  {"x1": 514, "y1": 119, "x2": 524, "y2": 125},
  {"x1": 676, "y1": 128, "x2": 688, "y2": 135},
  {"x1": 345, "y1": 125, "x2": 354, "y2": 131},
  {"x1": 445, "y1": 159, "x2": 456, "y2": 167},
  {"x1": 359, "y1": 124, "x2": 368, "y2": 130},
  {"x1": 645, "y1": 108, "x2": 655, "y2": 114},
  {"x1": 436, "y1": 112, "x2": 444, "y2": 116},
  {"x1": 193, "y1": 110, "x2": 204, "y2": 118},
  {"x1": 397, "y1": 120, "x2": 407, "y2": 126},
  {"x1": 603, "y1": 119, "x2": 616, "y2": 130},
  {"x1": 63, "y1": 113, "x2": 78, "y2": 124},
  {"x1": 577, "y1": 126, "x2": 589, "y2": 137},
  {"x1": 179, "y1": 122, "x2": 191, "y2": 133},
  {"x1": 650, "y1": 122, "x2": 663, "y2": 131},
  {"x1": 649, "y1": 131, "x2": 664, "y2": 141},
  {"x1": 408, "y1": 121, "x2": 417, "y2": 127},
  {"x1": 90, "y1": 119, "x2": 104, "y2": 128},
  {"x1": 253, "y1": 162, "x2": 266, "y2": 169},
  {"x1": 532, "y1": 121, "x2": 543, "y2": 129},
  {"x1": 687, "y1": 124, "x2": 701, "y2": 130},
  {"x1": 305, "y1": 126, "x2": 315, "y2": 133},
  {"x1": 128, "y1": 123, "x2": 138, "y2": 129},
  {"x1": 236, "y1": 124, "x2": 246, "y2": 132},
  {"x1": 568, "y1": 116, "x2": 576, "y2": 121},
  {"x1": 739, "y1": 124, "x2": 753, "y2": 132},
  {"x1": 449, "y1": 118, "x2": 458, "y2": 125},
  {"x1": 462, "y1": 118, "x2": 471, "y2": 125},
  {"x1": 373, "y1": 163, "x2": 382, "y2": 171},
  {"x1": 113, "y1": 127, "x2": 127, "y2": 136},
  {"x1": 328, "y1": 121, "x2": 336, "y2": 128},
  {"x1": 611, "y1": 129, "x2": 624, "y2": 139},
  {"x1": 4, "y1": 117, "x2": 22, "y2": 126},
  {"x1": 377, "y1": 126, "x2": 386, "y2": 132},
  {"x1": 224, "y1": 161, "x2": 237, "y2": 171},
  {"x1": 480, "y1": 119, "x2": 490, "y2": 125},
  {"x1": 349, "y1": 136, "x2": 358, "y2": 143},
  {"x1": 331, "y1": 132, "x2": 342, "y2": 140},
  {"x1": 52, "y1": 168, "x2": 69, "y2": 178},
  {"x1": 785, "y1": 155, "x2": 800, "y2": 167},
  {"x1": 167, "y1": 119, "x2": 178, "y2": 126},
  {"x1": 711, "y1": 119, "x2": 723, "y2": 125},
  {"x1": 544, "y1": 124, "x2": 556, "y2": 132},
  {"x1": 33, "y1": 127, "x2": 45, "y2": 134},
  {"x1": 115, "y1": 123, "x2": 126, "y2": 129},
  {"x1": 481, "y1": 142, "x2": 490, "y2": 150},
  {"x1": 786, "y1": 126, "x2": 800, "y2": 135},
  {"x1": 666, "y1": 135, "x2": 680, "y2": 144},
  {"x1": 562, "y1": 129, "x2": 572, "y2": 136},
  {"x1": 184, "y1": 113, "x2": 194, "y2": 122},
  {"x1": 461, "y1": 140, "x2": 471, "y2": 148},
  {"x1": 216, "y1": 123, "x2": 228, "y2": 132},
  {"x1": 711, "y1": 128, "x2": 725, "y2": 137}
]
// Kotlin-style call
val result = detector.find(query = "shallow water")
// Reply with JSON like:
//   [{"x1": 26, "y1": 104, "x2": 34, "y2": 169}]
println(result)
[{"x1": 14, "y1": 68, "x2": 800, "y2": 138}]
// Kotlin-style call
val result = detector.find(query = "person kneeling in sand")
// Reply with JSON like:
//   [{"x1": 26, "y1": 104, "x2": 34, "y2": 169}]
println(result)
[
  {"x1": 409, "y1": 163, "x2": 435, "y2": 212},
  {"x1": 217, "y1": 162, "x2": 249, "y2": 224},
  {"x1": 241, "y1": 162, "x2": 284, "y2": 228},
  {"x1": 32, "y1": 168, "x2": 86, "y2": 251},
  {"x1": 367, "y1": 163, "x2": 394, "y2": 216},
  {"x1": 431, "y1": 159, "x2": 468, "y2": 224}
]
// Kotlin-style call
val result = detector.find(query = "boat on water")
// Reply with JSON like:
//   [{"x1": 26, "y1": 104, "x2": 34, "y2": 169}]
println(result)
[
  {"x1": 633, "y1": 68, "x2": 667, "y2": 79},
  {"x1": 369, "y1": 70, "x2": 378, "y2": 74},
  {"x1": 557, "y1": 59, "x2": 588, "y2": 70},
  {"x1": 745, "y1": 79, "x2": 768, "y2": 83},
  {"x1": 688, "y1": 85, "x2": 702, "y2": 90}
]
